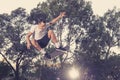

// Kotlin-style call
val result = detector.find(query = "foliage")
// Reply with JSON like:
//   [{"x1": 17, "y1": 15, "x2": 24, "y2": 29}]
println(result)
[
  {"x1": 0, "y1": 0, "x2": 120, "y2": 80},
  {"x1": 0, "y1": 61, "x2": 12, "y2": 79}
]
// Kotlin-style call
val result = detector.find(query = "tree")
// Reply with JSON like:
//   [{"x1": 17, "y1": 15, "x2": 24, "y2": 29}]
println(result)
[
  {"x1": 0, "y1": 61, "x2": 12, "y2": 79},
  {"x1": 103, "y1": 8, "x2": 120, "y2": 59},
  {"x1": 29, "y1": 1, "x2": 120, "y2": 80},
  {"x1": 74, "y1": 8, "x2": 120, "y2": 80},
  {"x1": 0, "y1": 7, "x2": 38, "y2": 80}
]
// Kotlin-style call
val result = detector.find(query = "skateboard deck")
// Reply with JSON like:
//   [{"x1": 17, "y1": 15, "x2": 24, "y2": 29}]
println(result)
[{"x1": 45, "y1": 46, "x2": 69, "y2": 60}]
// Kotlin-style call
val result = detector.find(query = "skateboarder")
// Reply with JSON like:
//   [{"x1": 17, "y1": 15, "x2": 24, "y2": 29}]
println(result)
[{"x1": 26, "y1": 12, "x2": 66, "y2": 59}]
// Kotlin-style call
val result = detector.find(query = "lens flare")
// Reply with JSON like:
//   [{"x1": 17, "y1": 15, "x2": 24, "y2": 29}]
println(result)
[{"x1": 68, "y1": 67, "x2": 79, "y2": 79}]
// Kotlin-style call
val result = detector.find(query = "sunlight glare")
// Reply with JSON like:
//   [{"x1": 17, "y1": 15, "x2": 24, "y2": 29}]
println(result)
[{"x1": 68, "y1": 67, "x2": 80, "y2": 79}]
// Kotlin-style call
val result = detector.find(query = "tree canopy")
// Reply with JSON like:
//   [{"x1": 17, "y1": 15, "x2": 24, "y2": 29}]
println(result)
[{"x1": 0, "y1": 0, "x2": 120, "y2": 80}]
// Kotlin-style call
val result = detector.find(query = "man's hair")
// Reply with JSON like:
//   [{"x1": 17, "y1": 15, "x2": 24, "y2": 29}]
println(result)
[
  {"x1": 27, "y1": 9, "x2": 47, "y2": 24},
  {"x1": 34, "y1": 13, "x2": 46, "y2": 24}
]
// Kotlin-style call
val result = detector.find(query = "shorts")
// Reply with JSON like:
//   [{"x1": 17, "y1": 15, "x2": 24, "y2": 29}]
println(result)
[
  {"x1": 36, "y1": 26, "x2": 53, "y2": 48},
  {"x1": 37, "y1": 34, "x2": 50, "y2": 48}
]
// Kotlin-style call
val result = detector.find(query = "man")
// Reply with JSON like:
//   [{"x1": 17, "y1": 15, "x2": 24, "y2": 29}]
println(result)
[{"x1": 26, "y1": 12, "x2": 66, "y2": 59}]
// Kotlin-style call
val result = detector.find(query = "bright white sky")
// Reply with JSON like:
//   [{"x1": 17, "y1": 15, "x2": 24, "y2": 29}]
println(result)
[
  {"x1": 0, "y1": 0, "x2": 120, "y2": 16},
  {"x1": 0, "y1": 0, "x2": 46, "y2": 14},
  {"x1": 86, "y1": 0, "x2": 120, "y2": 16}
]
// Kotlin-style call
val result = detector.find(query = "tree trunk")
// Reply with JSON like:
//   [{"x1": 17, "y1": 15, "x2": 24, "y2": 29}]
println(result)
[
  {"x1": 105, "y1": 47, "x2": 110, "y2": 60},
  {"x1": 15, "y1": 71, "x2": 19, "y2": 80},
  {"x1": 14, "y1": 59, "x2": 20, "y2": 80}
]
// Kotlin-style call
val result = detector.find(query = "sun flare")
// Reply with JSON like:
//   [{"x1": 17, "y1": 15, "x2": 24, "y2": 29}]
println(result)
[{"x1": 68, "y1": 67, "x2": 80, "y2": 79}]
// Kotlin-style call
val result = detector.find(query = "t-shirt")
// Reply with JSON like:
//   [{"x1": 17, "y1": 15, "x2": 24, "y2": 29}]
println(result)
[{"x1": 30, "y1": 23, "x2": 50, "y2": 40}]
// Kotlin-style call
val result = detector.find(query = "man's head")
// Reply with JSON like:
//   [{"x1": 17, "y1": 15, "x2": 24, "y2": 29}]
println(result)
[
  {"x1": 35, "y1": 13, "x2": 47, "y2": 25},
  {"x1": 28, "y1": 10, "x2": 47, "y2": 25},
  {"x1": 38, "y1": 18, "x2": 46, "y2": 27}
]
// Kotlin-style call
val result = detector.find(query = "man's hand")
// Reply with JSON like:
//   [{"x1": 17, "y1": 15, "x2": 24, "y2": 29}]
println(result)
[
  {"x1": 49, "y1": 12, "x2": 66, "y2": 25},
  {"x1": 27, "y1": 43, "x2": 31, "y2": 49},
  {"x1": 59, "y1": 12, "x2": 66, "y2": 18}
]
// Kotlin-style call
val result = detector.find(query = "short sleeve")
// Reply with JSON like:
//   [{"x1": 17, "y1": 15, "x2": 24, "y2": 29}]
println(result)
[
  {"x1": 30, "y1": 25, "x2": 36, "y2": 33},
  {"x1": 45, "y1": 23, "x2": 50, "y2": 28}
]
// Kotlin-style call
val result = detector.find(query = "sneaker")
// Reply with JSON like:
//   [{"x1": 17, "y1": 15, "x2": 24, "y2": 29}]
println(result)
[
  {"x1": 56, "y1": 46, "x2": 67, "y2": 52},
  {"x1": 44, "y1": 53, "x2": 51, "y2": 59}
]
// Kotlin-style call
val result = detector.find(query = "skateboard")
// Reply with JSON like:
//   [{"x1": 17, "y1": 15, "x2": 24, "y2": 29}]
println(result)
[{"x1": 44, "y1": 46, "x2": 69, "y2": 60}]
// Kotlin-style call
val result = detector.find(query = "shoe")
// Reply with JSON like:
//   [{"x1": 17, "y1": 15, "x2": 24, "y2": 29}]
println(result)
[
  {"x1": 44, "y1": 53, "x2": 51, "y2": 59},
  {"x1": 56, "y1": 46, "x2": 67, "y2": 52}
]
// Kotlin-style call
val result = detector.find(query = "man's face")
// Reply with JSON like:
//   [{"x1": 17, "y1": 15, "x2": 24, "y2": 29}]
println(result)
[{"x1": 40, "y1": 21, "x2": 46, "y2": 27}]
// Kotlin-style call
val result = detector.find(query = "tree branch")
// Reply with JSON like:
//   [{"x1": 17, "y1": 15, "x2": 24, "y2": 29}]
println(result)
[{"x1": 0, "y1": 52, "x2": 16, "y2": 72}]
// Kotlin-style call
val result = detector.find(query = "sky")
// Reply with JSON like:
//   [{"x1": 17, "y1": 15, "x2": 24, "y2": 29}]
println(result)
[
  {"x1": 0, "y1": 0, "x2": 120, "y2": 16},
  {"x1": 85, "y1": 0, "x2": 120, "y2": 16},
  {"x1": 0, "y1": 0, "x2": 46, "y2": 14}
]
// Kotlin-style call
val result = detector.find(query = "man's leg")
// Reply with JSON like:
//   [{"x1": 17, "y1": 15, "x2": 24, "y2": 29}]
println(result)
[
  {"x1": 48, "y1": 30, "x2": 66, "y2": 52},
  {"x1": 48, "y1": 30, "x2": 58, "y2": 43},
  {"x1": 31, "y1": 39, "x2": 50, "y2": 59},
  {"x1": 48, "y1": 30, "x2": 60, "y2": 48},
  {"x1": 31, "y1": 39, "x2": 42, "y2": 51}
]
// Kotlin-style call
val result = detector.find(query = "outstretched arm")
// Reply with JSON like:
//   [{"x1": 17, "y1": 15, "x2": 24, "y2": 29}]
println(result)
[{"x1": 49, "y1": 12, "x2": 66, "y2": 25}]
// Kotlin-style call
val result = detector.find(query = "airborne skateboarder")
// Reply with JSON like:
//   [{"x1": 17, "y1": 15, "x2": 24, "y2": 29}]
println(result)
[{"x1": 26, "y1": 12, "x2": 66, "y2": 59}]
